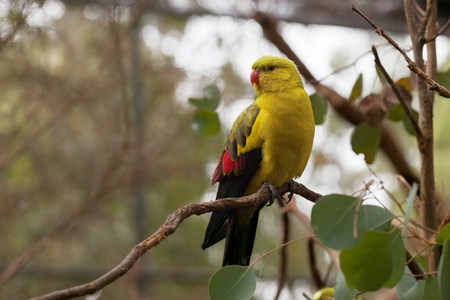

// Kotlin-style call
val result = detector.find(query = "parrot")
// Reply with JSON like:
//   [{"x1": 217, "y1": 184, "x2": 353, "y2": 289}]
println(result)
[{"x1": 201, "y1": 56, "x2": 315, "y2": 266}]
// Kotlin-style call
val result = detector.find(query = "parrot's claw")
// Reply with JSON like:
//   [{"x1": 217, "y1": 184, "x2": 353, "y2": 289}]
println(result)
[
  {"x1": 263, "y1": 182, "x2": 278, "y2": 206},
  {"x1": 286, "y1": 179, "x2": 296, "y2": 204}
]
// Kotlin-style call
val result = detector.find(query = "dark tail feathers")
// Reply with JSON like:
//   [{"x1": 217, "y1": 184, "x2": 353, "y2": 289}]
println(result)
[{"x1": 222, "y1": 209, "x2": 260, "y2": 266}]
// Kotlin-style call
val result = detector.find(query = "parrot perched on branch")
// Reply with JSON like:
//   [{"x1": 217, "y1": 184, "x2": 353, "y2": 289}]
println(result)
[{"x1": 201, "y1": 56, "x2": 315, "y2": 266}]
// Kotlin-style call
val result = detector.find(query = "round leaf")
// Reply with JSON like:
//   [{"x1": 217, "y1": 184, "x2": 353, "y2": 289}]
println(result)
[
  {"x1": 437, "y1": 223, "x2": 450, "y2": 245},
  {"x1": 403, "y1": 280, "x2": 425, "y2": 300},
  {"x1": 351, "y1": 123, "x2": 381, "y2": 164},
  {"x1": 311, "y1": 194, "x2": 365, "y2": 250},
  {"x1": 397, "y1": 268, "x2": 416, "y2": 300},
  {"x1": 362, "y1": 205, "x2": 394, "y2": 232},
  {"x1": 188, "y1": 85, "x2": 221, "y2": 111},
  {"x1": 309, "y1": 93, "x2": 328, "y2": 125},
  {"x1": 340, "y1": 230, "x2": 392, "y2": 291},
  {"x1": 192, "y1": 110, "x2": 220, "y2": 137},
  {"x1": 384, "y1": 228, "x2": 406, "y2": 288},
  {"x1": 188, "y1": 96, "x2": 220, "y2": 111},
  {"x1": 438, "y1": 240, "x2": 450, "y2": 299},
  {"x1": 388, "y1": 104, "x2": 407, "y2": 121},
  {"x1": 335, "y1": 271, "x2": 358, "y2": 300},
  {"x1": 203, "y1": 85, "x2": 220, "y2": 102},
  {"x1": 404, "y1": 276, "x2": 441, "y2": 300},
  {"x1": 209, "y1": 266, "x2": 256, "y2": 300},
  {"x1": 423, "y1": 276, "x2": 442, "y2": 300}
]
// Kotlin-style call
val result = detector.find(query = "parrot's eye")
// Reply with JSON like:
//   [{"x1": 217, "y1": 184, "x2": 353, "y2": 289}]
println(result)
[{"x1": 268, "y1": 65, "x2": 275, "y2": 71}]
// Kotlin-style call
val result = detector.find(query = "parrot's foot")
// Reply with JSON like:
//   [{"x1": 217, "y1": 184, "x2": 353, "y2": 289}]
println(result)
[
  {"x1": 262, "y1": 182, "x2": 278, "y2": 206},
  {"x1": 286, "y1": 179, "x2": 296, "y2": 203}
]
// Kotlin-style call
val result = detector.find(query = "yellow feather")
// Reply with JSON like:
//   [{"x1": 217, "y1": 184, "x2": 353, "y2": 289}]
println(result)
[
  {"x1": 235, "y1": 56, "x2": 315, "y2": 225},
  {"x1": 243, "y1": 56, "x2": 315, "y2": 195}
]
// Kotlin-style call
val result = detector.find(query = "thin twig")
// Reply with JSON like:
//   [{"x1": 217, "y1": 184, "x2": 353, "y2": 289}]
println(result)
[
  {"x1": 30, "y1": 183, "x2": 321, "y2": 300},
  {"x1": 307, "y1": 238, "x2": 323, "y2": 289},
  {"x1": 372, "y1": 45, "x2": 422, "y2": 137},
  {"x1": 352, "y1": 5, "x2": 450, "y2": 98},
  {"x1": 302, "y1": 292, "x2": 313, "y2": 300},
  {"x1": 423, "y1": 18, "x2": 450, "y2": 43},
  {"x1": 274, "y1": 197, "x2": 290, "y2": 300}
]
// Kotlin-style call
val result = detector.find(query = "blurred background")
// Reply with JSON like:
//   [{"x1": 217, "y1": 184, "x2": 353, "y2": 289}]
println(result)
[{"x1": 0, "y1": 0, "x2": 449, "y2": 299}]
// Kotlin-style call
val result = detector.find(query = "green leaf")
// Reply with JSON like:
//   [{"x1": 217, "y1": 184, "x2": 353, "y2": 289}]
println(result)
[
  {"x1": 438, "y1": 240, "x2": 450, "y2": 299},
  {"x1": 403, "y1": 182, "x2": 418, "y2": 244},
  {"x1": 388, "y1": 104, "x2": 407, "y2": 121},
  {"x1": 404, "y1": 280, "x2": 425, "y2": 300},
  {"x1": 384, "y1": 228, "x2": 406, "y2": 288},
  {"x1": 209, "y1": 266, "x2": 256, "y2": 300},
  {"x1": 340, "y1": 230, "x2": 392, "y2": 291},
  {"x1": 188, "y1": 97, "x2": 220, "y2": 111},
  {"x1": 403, "y1": 276, "x2": 441, "y2": 300},
  {"x1": 437, "y1": 69, "x2": 450, "y2": 88},
  {"x1": 397, "y1": 268, "x2": 416, "y2": 300},
  {"x1": 362, "y1": 205, "x2": 395, "y2": 232},
  {"x1": 203, "y1": 84, "x2": 220, "y2": 102},
  {"x1": 188, "y1": 85, "x2": 220, "y2": 111},
  {"x1": 350, "y1": 123, "x2": 381, "y2": 164},
  {"x1": 310, "y1": 93, "x2": 328, "y2": 125},
  {"x1": 415, "y1": 255, "x2": 428, "y2": 272},
  {"x1": 334, "y1": 271, "x2": 358, "y2": 300},
  {"x1": 437, "y1": 223, "x2": 450, "y2": 244},
  {"x1": 375, "y1": 64, "x2": 387, "y2": 84},
  {"x1": 424, "y1": 276, "x2": 442, "y2": 300},
  {"x1": 349, "y1": 74, "x2": 363, "y2": 102},
  {"x1": 311, "y1": 194, "x2": 365, "y2": 250},
  {"x1": 403, "y1": 109, "x2": 419, "y2": 136},
  {"x1": 192, "y1": 110, "x2": 220, "y2": 137}
]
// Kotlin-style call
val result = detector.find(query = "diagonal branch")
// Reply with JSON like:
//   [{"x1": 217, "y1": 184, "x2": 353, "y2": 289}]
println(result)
[
  {"x1": 352, "y1": 5, "x2": 450, "y2": 98},
  {"x1": 423, "y1": 18, "x2": 450, "y2": 43},
  {"x1": 30, "y1": 183, "x2": 321, "y2": 300},
  {"x1": 371, "y1": 45, "x2": 422, "y2": 137}
]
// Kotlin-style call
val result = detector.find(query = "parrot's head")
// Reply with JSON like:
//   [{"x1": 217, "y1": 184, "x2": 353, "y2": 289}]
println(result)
[{"x1": 250, "y1": 56, "x2": 304, "y2": 95}]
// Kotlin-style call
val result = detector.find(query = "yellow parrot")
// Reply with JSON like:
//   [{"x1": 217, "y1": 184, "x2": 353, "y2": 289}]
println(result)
[{"x1": 202, "y1": 56, "x2": 315, "y2": 266}]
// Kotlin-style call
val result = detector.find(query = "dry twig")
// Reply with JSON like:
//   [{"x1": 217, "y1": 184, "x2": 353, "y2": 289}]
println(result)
[
  {"x1": 371, "y1": 46, "x2": 422, "y2": 137},
  {"x1": 274, "y1": 196, "x2": 290, "y2": 300},
  {"x1": 352, "y1": 5, "x2": 450, "y2": 98}
]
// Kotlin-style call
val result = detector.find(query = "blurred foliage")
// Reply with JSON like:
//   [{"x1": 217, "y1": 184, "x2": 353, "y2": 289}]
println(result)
[
  {"x1": 309, "y1": 93, "x2": 328, "y2": 125},
  {"x1": 0, "y1": 1, "x2": 449, "y2": 299},
  {"x1": 0, "y1": 3, "x2": 222, "y2": 299},
  {"x1": 189, "y1": 84, "x2": 221, "y2": 137}
]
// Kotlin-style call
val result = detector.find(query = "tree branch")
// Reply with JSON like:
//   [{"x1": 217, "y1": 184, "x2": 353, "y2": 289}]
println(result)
[
  {"x1": 352, "y1": 5, "x2": 450, "y2": 98},
  {"x1": 274, "y1": 197, "x2": 290, "y2": 300},
  {"x1": 371, "y1": 45, "x2": 422, "y2": 137},
  {"x1": 423, "y1": 18, "x2": 450, "y2": 43},
  {"x1": 30, "y1": 183, "x2": 321, "y2": 300}
]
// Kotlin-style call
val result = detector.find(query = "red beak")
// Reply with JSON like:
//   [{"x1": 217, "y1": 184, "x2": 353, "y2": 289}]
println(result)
[{"x1": 250, "y1": 69, "x2": 260, "y2": 85}]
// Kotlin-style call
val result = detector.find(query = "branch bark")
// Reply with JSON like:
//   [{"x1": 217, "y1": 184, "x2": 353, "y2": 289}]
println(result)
[
  {"x1": 30, "y1": 183, "x2": 321, "y2": 300},
  {"x1": 371, "y1": 45, "x2": 422, "y2": 137},
  {"x1": 352, "y1": 5, "x2": 450, "y2": 99},
  {"x1": 404, "y1": 0, "x2": 440, "y2": 272},
  {"x1": 274, "y1": 197, "x2": 290, "y2": 300}
]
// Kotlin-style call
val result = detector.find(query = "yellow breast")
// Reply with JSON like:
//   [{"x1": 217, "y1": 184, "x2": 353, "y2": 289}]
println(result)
[{"x1": 244, "y1": 88, "x2": 315, "y2": 195}]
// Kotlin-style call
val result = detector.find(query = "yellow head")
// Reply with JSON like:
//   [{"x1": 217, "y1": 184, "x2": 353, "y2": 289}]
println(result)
[{"x1": 250, "y1": 56, "x2": 304, "y2": 95}]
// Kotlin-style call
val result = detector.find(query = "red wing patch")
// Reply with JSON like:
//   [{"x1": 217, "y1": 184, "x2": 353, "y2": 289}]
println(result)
[{"x1": 212, "y1": 149, "x2": 256, "y2": 184}]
